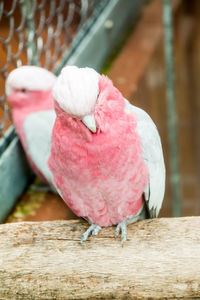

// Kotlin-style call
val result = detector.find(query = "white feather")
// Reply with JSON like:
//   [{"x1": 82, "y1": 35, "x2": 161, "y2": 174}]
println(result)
[
  {"x1": 53, "y1": 66, "x2": 99, "y2": 117},
  {"x1": 124, "y1": 99, "x2": 166, "y2": 217},
  {"x1": 23, "y1": 109, "x2": 56, "y2": 184},
  {"x1": 6, "y1": 66, "x2": 56, "y2": 94}
]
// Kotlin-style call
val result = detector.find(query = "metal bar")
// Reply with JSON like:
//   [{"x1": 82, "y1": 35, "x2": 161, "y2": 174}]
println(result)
[
  {"x1": 54, "y1": 0, "x2": 144, "y2": 74},
  {"x1": 53, "y1": 0, "x2": 109, "y2": 74},
  {"x1": 0, "y1": 136, "x2": 33, "y2": 223},
  {"x1": 22, "y1": 0, "x2": 38, "y2": 65},
  {"x1": 163, "y1": 0, "x2": 182, "y2": 216}
]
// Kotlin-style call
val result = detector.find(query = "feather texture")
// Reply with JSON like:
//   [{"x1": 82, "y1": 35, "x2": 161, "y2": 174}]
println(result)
[
  {"x1": 52, "y1": 66, "x2": 99, "y2": 117},
  {"x1": 124, "y1": 99, "x2": 166, "y2": 217},
  {"x1": 6, "y1": 66, "x2": 56, "y2": 184},
  {"x1": 49, "y1": 73, "x2": 150, "y2": 226},
  {"x1": 6, "y1": 66, "x2": 56, "y2": 94},
  {"x1": 24, "y1": 110, "x2": 56, "y2": 184}
]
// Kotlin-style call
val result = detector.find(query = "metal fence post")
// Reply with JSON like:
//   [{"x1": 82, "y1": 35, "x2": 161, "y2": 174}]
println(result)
[
  {"x1": 163, "y1": 0, "x2": 182, "y2": 216},
  {"x1": 22, "y1": 0, "x2": 38, "y2": 65}
]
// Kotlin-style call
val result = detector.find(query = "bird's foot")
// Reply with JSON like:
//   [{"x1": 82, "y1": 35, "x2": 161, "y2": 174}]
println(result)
[
  {"x1": 114, "y1": 205, "x2": 146, "y2": 246},
  {"x1": 30, "y1": 183, "x2": 57, "y2": 194},
  {"x1": 80, "y1": 224, "x2": 101, "y2": 245},
  {"x1": 114, "y1": 221, "x2": 127, "y2": 246}
]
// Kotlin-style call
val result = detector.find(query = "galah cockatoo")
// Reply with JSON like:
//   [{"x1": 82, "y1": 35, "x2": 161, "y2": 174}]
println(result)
[
  {"x1": 48, "y1": 66, "x2": 165, "y2": 245},
  {"x1": 6, "y1": 66, "x2": 56, "y2": 186}
]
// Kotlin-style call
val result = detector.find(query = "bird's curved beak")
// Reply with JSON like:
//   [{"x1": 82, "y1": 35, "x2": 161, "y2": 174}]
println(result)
[{"x1": 82, "y1": 114, "x2": 96, "y2": 133}]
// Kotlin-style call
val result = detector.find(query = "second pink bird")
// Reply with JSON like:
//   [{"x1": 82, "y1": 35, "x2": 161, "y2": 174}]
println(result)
[{"x1": 6, "y1": 66, "x2": 56, "y2": 185}]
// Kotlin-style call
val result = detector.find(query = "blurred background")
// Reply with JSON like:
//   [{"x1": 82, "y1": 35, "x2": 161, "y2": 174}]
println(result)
[{"x1": 0, "y1": 0, "x2": 200, "y2": 223}]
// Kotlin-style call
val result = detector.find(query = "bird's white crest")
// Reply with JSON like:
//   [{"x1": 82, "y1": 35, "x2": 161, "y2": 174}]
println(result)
[
  {"x1": 6, "y1": 66, "x2": 56, "y2": 95},
  {"x1": 53, "y1": 66, "x2": 99, "y2": 117}
]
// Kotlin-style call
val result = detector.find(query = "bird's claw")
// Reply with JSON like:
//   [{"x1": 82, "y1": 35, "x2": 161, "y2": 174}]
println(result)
[
  {"x1": 30, "y1": 183, "x2": 57, "y2": 194},
  {"x1": 114, "y1": 221, "x2": 127, "y2": 246},
  {"x1": 80, "y1": 224, "x2": 101, "y2": 245}
]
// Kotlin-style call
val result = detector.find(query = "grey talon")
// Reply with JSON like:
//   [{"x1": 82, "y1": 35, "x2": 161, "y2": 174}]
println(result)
[{"x1": 80, "y1": 224, "x2": 101, "y2": 244}]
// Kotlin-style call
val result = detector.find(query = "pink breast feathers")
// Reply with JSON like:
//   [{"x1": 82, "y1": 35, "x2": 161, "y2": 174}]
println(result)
[{"x1": 49, "y1": 74, "x2": 149, "y2": 227}]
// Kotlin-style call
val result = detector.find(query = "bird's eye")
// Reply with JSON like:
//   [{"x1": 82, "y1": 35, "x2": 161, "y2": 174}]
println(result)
[{"x1": 21, "y1": 88, "x2": 26, "y2": 93}]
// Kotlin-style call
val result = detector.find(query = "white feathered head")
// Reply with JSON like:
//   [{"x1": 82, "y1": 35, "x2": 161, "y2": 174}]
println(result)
[
  {"x1": 53, "y1": 66, "x2": 99, "y2": 132},
  {"x1": 6, "y1": 66, "x2": 56, "y2": 109},
  {"x1": 6, "y1": 66, "x2": 56, "y2": 95}
]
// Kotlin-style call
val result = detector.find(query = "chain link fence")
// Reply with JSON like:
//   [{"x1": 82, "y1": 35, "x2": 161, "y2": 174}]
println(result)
[{"x1": 0, "y1": 0, "x2": 108, "y2": 136}]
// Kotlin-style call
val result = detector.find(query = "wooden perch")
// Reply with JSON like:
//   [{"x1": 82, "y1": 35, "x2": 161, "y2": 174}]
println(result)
[{"x1": 0, "y1": 217, "x2": 200, "y2": 299}]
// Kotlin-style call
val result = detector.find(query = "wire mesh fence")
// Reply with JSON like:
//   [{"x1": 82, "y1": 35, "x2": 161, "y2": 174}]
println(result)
[{"x1": 0, "y1": 0, "x2": 108, "y2": 136}]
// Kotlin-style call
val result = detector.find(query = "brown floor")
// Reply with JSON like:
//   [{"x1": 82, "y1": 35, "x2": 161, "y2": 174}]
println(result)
[{"x1": 5, "y1": 0, "x2": 200, "y2": 222}]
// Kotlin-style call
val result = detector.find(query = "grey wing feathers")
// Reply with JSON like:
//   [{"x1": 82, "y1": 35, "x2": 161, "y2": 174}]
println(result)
[
  {"x1": 23, "y1": 109, "x2": 56, "y2": 183},
  {"x1": 124, "y1": 99, "x2": 166, "y2": 218}
]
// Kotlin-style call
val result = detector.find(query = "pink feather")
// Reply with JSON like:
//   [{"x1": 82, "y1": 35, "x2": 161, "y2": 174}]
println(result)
[{"x1": 49, "y1": 74, "x2": 149, "y2": 226}]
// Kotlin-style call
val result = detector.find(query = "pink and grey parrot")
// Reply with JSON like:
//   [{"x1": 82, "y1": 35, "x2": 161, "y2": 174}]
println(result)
[
  {"x1": 6, "y1": 66, "x2": 56, "y2": 186},
  {"x1": 48, "y1": 66, "x2": 165, "y2": 244}
]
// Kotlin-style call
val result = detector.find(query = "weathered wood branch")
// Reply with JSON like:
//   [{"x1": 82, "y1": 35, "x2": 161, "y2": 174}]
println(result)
[{"x1": 0, "y1": 217, "x2": 200, "y2": 299}]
